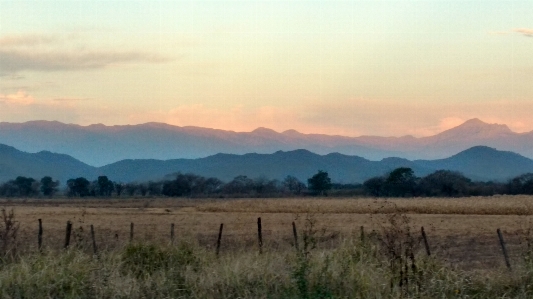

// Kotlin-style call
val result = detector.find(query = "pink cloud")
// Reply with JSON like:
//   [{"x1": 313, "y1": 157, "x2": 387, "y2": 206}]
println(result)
[
  {"x1": 514, "y1": 28, "x2": 533, "y2": 37},
  {"x1": 0, "y1": 90, "x2": 102, "y2": 124},
  {"x1": 0, "y1": 91, "x2": 35, "y2": 105}
]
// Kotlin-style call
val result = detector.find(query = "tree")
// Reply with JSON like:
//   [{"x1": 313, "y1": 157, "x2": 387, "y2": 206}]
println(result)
[
  {"x1": 138, "y1": 183, "x2": 148, "y2": 196},
  {"x1": 418, "y1": 170, "x2": 471, "y2": 197},
  {"x1": 96, "y1": 176, "x2": 114, "y2": 197},
  {"x1": 203, "y1": 177, "x2": 223, "y2": 195},
  {"x1": 0, "y1": 181, "x2": 19, "y2": 197},
  {"x1": 40, "y1": 176, "x2": 59, "y2": 197},
  {"x1": 282, "y1": 175, "x2": 306, "y2": 194},
  {"x1": 14, "y1": 176, "x2": 40, "y2": 197},
  {"x1": 147, "y1": 181, "x2": 162, "y2": 196},
  {"x1": 508, "y1": 173, "x2": 533, "y2": 195},
  {"x1": 162, "y1": 173, "x2": 195, "y2": 197},
  {"x1": 253, "y1": 177, "x2": 280, "y2": 196},
  {"x1": 363, "y1": 176, "x2": 385, "y2": 197},
  {"x1": 307, "y1": 170, "x2": 332, "y2": 195},
  {"x1": 124, "y1": 183, "x2": 138, "y2": 196},
  {"x1": 115, "y1": 182, "x2": 124, "y2": 197},
  {"x1": 67, "y1": 177, "x2": 91, "y2": 197},
  {"x1": 222, "y1": 175, "x2": 255, "y2": 195},
  {"x1": 384, "y1": 167, "x2": 417, "y2": 197}
]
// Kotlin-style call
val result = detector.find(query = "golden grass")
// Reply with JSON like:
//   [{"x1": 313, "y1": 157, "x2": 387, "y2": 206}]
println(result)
[
  {"x1": 196, "y1": 195, "x2": 533, "y2": 215},
  {"x1": 2, "y1": 195, "x2": 533, "y2": 270}
]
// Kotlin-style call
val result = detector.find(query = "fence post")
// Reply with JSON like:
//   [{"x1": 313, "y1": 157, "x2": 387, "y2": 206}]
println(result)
[
  {"x1": 90, "y1": 224, "x2": 98, "y2": 255},
  {"x1": 64, "y1": 221, "x2": 72, "y2": 249},
  {"x1": 170, "y1": 223, "x2": 175, "y2": 245},
  {"x1": 360, "y1": 225, "x2": 365, "y2": 242},
  {"x1": 130, "y1": 222, "x2": 134, "y2": 243},
  {"x1": 216, "y1": 223, "x2": 224, "y2": 256},
  {"x1": 421, "y1": 226, "x2": 431, "y2": 256},
  {"x1": 257, "y1": 217, "x2": 263, "y2": 254},
  {"x1": 38, "y1": 219, "x2": 43, "y2": 252},
  {"x1": 292, "y1": 221, "x2": 299, "y2": 250},
  {"x1": 497, "y1": 228, "x2": 512, "y2": 270}
]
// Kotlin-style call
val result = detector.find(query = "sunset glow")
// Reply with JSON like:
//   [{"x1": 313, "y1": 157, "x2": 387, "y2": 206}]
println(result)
[{"x1": 1, "y1": 1, "x2": 532, "y2": 137}]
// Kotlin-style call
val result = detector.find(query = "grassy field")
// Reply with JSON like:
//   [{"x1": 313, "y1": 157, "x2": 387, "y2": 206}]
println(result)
[
  {"x1": 3, "y1": 196, "x2": 533, "y2": 265},
  {"x1": 1, "y1": 196, "x2": 533, "y2": 298}
]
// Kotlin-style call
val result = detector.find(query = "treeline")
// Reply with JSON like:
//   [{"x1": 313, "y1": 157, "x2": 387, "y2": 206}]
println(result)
[
  {"x1": 5, "y1": 168, "x2": 533, "y2": 198},
  {"x1": 0, "y1": 173, "x2": 310, "y2": 198},
  {"x1": 363, "y1": 168, "x2": 506, "y2": 197}
]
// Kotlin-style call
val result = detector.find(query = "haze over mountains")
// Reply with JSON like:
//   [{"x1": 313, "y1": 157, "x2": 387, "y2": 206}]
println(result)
[
  {"x1": 1, "y1": 143, "x2": 533, "y2": 184},
  {"x1": 0, "y1": 118, "x2": 531, "y2": 167}
]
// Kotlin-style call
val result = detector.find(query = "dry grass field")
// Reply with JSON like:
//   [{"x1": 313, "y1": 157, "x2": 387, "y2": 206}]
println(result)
[
  {"x1": 3, "y1": 195, "x2": 533, "y2": 269},
  {"x1": 3, "y1": 196, "x2": 533, "y2": 298}
]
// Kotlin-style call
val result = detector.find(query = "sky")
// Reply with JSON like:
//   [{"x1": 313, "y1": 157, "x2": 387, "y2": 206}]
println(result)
[{"x1": 0, "y1": 0, "x2": 532, "y2": 137}]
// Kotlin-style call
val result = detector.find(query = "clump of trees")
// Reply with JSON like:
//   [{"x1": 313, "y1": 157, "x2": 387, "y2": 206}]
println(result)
[
  {"x1": 363, "y1": 168, "x2": 509, "y2": 197},
  {"x1": 0, "y1": 176, "x2": 59, "y2": 197}
]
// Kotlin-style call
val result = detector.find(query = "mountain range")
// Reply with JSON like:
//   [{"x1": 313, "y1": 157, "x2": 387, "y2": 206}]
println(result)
[
  {"x1": 1, "y1": 118, "x2": 532, "y2": 167},
  {"x1": 1, "y1": 143, "x2": 532, "y2": 184}
]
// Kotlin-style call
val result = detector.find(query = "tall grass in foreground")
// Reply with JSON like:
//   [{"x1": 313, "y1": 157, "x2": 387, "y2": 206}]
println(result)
[{"x1": 0, "y1": 238, "x2": 533, "y2": 299}]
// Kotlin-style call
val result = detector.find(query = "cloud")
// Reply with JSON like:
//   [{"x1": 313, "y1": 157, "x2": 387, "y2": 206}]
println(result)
[
  {"x1": 0, "y1": 91, "x2": 35, "y2": 105},
  {"x1": 0, "y1": 34, "x2": 58, "y2": 47},
  {"x1": 514, "y1": 28, "x2": 533, "y2": 37},
  {"x1": 0, "y1": 90, "x2": 112, "y2": 124},
  {"x1": 0, "y1": 91, "x2": 89, "y2": 109},
  {"x1": 0, "y1": 49, "x2": 168, "y2": 73},
  {"x1": 0, "y1": 34, "x2": 170, "y2": 74}
]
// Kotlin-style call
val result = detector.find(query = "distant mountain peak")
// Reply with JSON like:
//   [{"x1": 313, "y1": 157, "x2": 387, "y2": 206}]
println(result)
[
  {"x1": 463, "y1": 118, "x2": 485, "y2": 125},
  {"x1": 282, "y1": 129, "x2": 302, "y2": 136},
  {"x1": 251, "y1": 127, "x2": 279, "y2": 135},
  {"x1": 459, "y1": 118, "x2": 510, "y2": 131},
  {"x1": 435, "y1": 118, "x2": 512, "y2": 140}
]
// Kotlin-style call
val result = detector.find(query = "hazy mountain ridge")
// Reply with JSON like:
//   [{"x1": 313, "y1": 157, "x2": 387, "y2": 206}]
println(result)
[
  {"x1": 0, "y1": 143, "x2": 532, "y2": 184},
  {"x1": 1, "y1": 119, "x2": 532, "y2": 167}
]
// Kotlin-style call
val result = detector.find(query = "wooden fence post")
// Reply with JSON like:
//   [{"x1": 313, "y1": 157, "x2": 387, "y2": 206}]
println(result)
[
  {"x1": 421, "y1": 226, "x2": 431, "y2": 256},
  {"x1": 257, "y1": 217, "x2": 263, "y2": 254},
  {"x1": 170, "y1": 223, "x2": 175, "y2": 245},
  {"x1": 292, "y1": 221, "x2": 299, "y2": 250},
  {"x1": 130, "y1": 222, "x2": 134, "y2": 243},
  {"x1": 216, "y1": 223, "x2": 224, "y2": 256},
  {"x1": 64, "y1": 221, "x2": 72, "y2": 249},
  {"x1": 497, "y1": 228, "x2": 511, "y2": 270},
  {"x1": 38, "y1": 219, "x2": 43, "y2": 252},
  {"x1": 90, "y1": 225, "x2": 98, "y2": 255}
]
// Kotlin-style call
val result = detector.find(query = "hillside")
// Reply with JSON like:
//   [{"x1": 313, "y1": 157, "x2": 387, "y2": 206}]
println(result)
[
  {"x1": 1, "y1": 144, "x2": 532, "y2": 184},
  {"x1": 0, "y1": 144, "x2": 95, "y2": 183}
]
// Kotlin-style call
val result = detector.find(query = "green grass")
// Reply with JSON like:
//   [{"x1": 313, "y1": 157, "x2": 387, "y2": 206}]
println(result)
[{"x1": 0, "y1": 238, "x2": 533, "y2": 299}]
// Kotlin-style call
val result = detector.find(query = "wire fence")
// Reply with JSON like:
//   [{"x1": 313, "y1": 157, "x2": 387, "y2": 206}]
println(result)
[{"x1": 7, "y1": 217, "x2": 532, "y2": 271}]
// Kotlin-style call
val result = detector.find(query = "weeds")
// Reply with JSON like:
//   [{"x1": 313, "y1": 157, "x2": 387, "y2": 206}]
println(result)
[
  {"x1": 0, "y1": 233, "x2": 531, "y2": 298},
  {"x1": 0, "y1": 207, "x2": 19, "y2": 259},
  {"x1": 4, "y1": 205, "x2": 533, "y2": 298}
]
